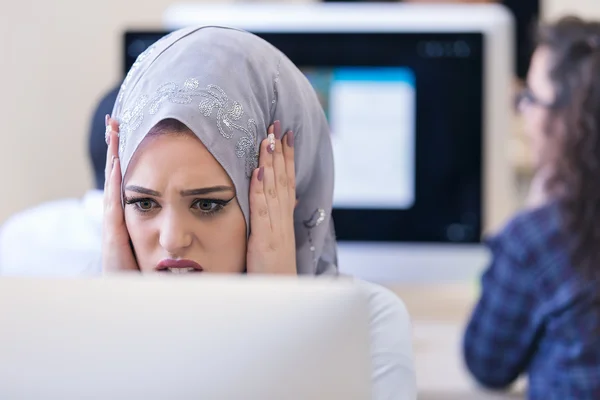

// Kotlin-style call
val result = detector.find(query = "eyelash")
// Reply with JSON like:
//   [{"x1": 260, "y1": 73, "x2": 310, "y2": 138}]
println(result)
[{"x1": 124, "y1": 197, "x2": 234, "y2": 217}]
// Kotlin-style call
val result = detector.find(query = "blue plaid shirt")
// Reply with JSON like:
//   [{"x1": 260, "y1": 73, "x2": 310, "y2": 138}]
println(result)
[{"x1": 463, "y1": 203, "x2": 600, "y2": 399}]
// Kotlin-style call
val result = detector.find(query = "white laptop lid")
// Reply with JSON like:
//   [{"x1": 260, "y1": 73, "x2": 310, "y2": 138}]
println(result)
[{"x1": 0, "y1": 276, "x2": 372, "y2": 400}]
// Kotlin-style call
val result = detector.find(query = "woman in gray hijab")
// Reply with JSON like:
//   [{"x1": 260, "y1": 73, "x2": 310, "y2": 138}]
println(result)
[
  {"x1": 104, "y1": 26, "x2": 335, "y2": 276},
  {"x1": 103, "y1": 26, "x2": 415, "y2": 399}
]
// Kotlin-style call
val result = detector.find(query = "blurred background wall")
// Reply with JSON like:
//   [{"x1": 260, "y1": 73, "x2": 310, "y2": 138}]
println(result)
[
  {"x1": 546, "y1": 0, "x2": 600, "y2": 19},
  {"x1": 0, "y1": 0, "x2": 599, "y2": 224},
  {"x1": 0, "y1": 0, "x2": 183, "y2": 222}
]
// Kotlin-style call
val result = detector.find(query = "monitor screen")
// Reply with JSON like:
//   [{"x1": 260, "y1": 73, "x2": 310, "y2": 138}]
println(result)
[
  {"x1": 123, "y1": 30, "x2": 483, "y2": 243},
  {"x1": 304, "y1": 66, "x2": 416, "y2": 210}
]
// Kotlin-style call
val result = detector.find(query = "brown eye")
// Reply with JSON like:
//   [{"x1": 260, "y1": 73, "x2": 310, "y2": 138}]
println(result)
[
  {"x1": 191, "y1": 199, "x2": 230, "y2": 216},
  {"x1": 194, "y1": 200, "x2": 218, "y2": 212},
  {"x1": 134, "y1": 199, "x2": 156, "y2": 212},
  {"x1": 124, "y1": 197, "x2": 159, "y2": 214}
]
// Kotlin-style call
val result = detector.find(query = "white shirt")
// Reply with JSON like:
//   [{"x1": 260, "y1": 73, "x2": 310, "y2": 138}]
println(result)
[
  {"x1": 0, "y1": 190, "x2": 103, "y2": 276},
  {"x1": 0, "y1": 193, "x2": 415, "y2": 398},
  {"x1": 358, "y1": 280, "x2": 416, "y2": 400}
]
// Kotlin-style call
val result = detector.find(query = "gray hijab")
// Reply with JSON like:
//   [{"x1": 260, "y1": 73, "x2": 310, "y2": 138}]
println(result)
[{"x1": 111, "y1": 26, "x2": 337, "y2": 275}]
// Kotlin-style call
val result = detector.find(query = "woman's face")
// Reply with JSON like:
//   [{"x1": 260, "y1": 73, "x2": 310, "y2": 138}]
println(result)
[
  {"x1": 123, "y1": 130, "x2": 247, "y2": 274},
  {"x1": 520, "y1": 46, "x2": 557, "y2": 168}
]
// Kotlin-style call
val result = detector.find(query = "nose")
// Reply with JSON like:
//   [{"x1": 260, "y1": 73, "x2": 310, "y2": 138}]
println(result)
[{"x1": 158, "y1": 209, "x2": 193, "y2": 254}]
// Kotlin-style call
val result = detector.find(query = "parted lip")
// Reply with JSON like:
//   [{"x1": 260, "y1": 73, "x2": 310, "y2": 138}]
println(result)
[{"x1": 156, "y1": 259, "x2": 203, "y2": 271}]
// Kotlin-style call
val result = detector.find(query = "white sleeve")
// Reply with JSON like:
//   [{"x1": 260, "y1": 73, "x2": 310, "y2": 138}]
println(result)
[{"x1": 359, "y1": 280, "x2": 417, "y2": 400}]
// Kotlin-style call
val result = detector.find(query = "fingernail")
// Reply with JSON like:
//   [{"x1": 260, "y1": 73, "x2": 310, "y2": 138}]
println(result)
[
  {"x1": 111, "y1": 155, "x2": 116, "y2": 167},
  {"x1": 286, "y1": 131, "x2": 294, "y2": 148},
  {"x1": 274, "y1": 120, "x2": 282, "y2": 140},
  {"x1": 105, "y1": 125, "x2": 112, "y2": 145},
  {"x1": 258, "y1": 166, "x2": 264, "y2": 181},
  {"x1": 105, "y1": 114, "x2": 110, "y2": 127},
  {"x1": 267, "y1": 133, "x2": 275, "y2": 154}
]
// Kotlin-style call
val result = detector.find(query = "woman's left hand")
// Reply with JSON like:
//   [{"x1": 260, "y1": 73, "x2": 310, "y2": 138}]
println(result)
[{"x1": 246, "y1": 121, "x2": 297, "y2": 275}]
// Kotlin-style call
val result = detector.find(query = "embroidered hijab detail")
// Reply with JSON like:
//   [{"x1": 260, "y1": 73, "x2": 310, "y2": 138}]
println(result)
[{"x1": 118, "y1": 78, "x2": 259, "y2": 177}]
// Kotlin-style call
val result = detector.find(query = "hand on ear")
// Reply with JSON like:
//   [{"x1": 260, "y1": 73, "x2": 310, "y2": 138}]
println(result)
[
  {"x1": 247, "y1": 121, "x2": 297, "y2": 275},
  {"x1": 102, "y1": 116, "x2": 139, "y2": 273}
]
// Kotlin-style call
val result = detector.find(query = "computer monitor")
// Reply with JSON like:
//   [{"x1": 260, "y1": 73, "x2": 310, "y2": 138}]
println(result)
[
  {"x1": 124, "y1": 3, "x2": 515, "y2": 281},
  {"x1": 0, "y1": 276, "x2": 372, "y2": 399}
]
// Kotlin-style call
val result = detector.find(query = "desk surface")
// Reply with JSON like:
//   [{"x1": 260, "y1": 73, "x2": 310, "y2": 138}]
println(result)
[{"x1": 387, "y1": 284, "x2": 526, "y2": 399}]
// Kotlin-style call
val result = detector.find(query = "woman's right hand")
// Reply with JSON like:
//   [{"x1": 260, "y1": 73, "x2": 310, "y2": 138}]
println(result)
[{"x1": 102, "y1": 116, "x2": 139, "y2": 273}]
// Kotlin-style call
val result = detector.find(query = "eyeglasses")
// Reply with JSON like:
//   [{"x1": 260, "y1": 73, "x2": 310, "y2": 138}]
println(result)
[{"x1": 515, "y1": 87, "x2": 562, "y2": 111}]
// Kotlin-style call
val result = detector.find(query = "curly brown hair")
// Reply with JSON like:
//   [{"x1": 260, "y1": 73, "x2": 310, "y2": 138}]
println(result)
[{"x1": 538, "y1": 17, "x2": 600, "y2": 273}]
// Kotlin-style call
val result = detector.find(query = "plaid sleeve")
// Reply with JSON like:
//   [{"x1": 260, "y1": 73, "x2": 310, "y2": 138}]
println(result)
[{"x1": 463, "y1": 235, "x2": 542, "y2": 389}]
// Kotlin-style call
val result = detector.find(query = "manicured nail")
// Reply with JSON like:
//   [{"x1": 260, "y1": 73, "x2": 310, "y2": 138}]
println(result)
[
  {"x1": 111, "y1": 155, "x2": 116, "y2": 167},
  {"x1": 267, "y1": 133, "x2": 275, "y2": 153},
  {"x1": 274, "y1": 120, "x2": 282, "y2": 140},
  {"x1": 105, "y1": 114, "x2": 110, "y2": 127},
  {"x1": 258, "y1": 166, "x2": 264, "y2": 181},
  {"x1": 286, "y1": 131, "x2": 294, "y2": 147},
  {"x1": 105, "y1": 125, "x2": 112, "y2": 145}
]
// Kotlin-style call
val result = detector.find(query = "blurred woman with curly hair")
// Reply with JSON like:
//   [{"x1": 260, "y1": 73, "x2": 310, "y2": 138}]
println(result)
[{"x1": 463, "y1": 16, "x2": 600, "y2": 399}]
